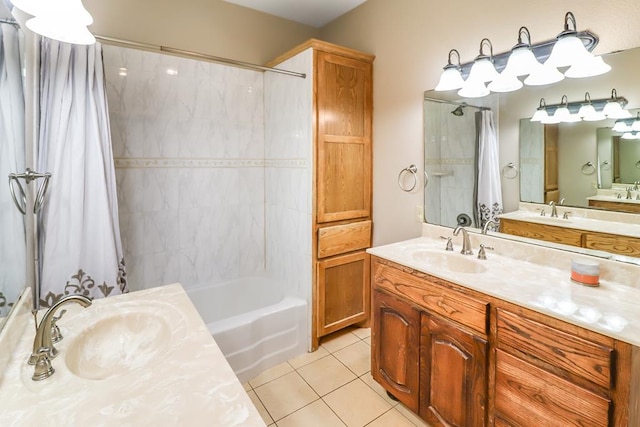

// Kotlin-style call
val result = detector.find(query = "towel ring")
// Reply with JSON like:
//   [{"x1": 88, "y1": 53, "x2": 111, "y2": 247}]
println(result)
[
  {"x1": 398, "y1": 164, "x2": 418, "y2": 192},
  {"x1": 581, "y1": 162, "x2": 596, "y2": 175},
  {"x1": 600, "y1": 160, "x2": 611, "y2": 171},
  {"x1": 501, "y1": 162, "x2": 518, "y2": 179},
  {"x1": 636, "y1": 160, "x2": 640, "y2": 169}
]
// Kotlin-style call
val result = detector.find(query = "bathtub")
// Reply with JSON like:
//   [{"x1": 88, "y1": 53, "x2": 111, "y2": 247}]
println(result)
[{"x1": 186, "y1": 277, "x2": 308, "y2": 382}]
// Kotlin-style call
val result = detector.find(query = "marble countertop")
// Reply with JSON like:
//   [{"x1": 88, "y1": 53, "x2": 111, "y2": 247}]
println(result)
[
  {"x1": 499, "y1": 209, "x2": 640, "y2": 239},
  {"x1": 368, "y1": 224, "x2": 640, "y2": 347},
  {"x1": 0, "y1": 284, "x2": 265, "y2": 427}
]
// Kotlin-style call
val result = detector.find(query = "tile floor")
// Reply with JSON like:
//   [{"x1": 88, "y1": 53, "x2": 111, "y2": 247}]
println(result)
[{"x1": 243, "y1": 327, "x2": 433, "y2": 427}]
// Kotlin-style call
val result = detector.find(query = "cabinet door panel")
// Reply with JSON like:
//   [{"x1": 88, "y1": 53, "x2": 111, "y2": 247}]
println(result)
[
  {"x1": 420, "y1": 313, "x2": 487, "y2": 427},
  {"x1": 317, "y1": 252, "x2": 370, "y2": 336},
  {"x1": 372, "y1": 290, "x2": 420, "y2": 411}
]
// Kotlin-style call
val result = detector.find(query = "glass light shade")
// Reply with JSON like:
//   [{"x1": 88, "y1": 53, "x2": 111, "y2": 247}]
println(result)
[
  {"x1": 622, "y1": 132, "x2": 635, "y2": 140},
  {"x1": 10, "y1": 0, "x2": 47, "y2": 17},
  {"x1": 467, "y1": 57, "x2": 499, "y2": 83},
  {"x1": 540, "y1": 113, "x2": 561, "y2": 124},
  {"x1": 632, "y1": 120, "x2": 640, "y2": 132},
  {"x1": 523, "y1": 62, "x2": 564, "y2": 86},
  {"x1": 27, "y1": 17, "x2": 95, "y2": 45},
  {"x1": 564, "y1": 113, "x2": 582, "y2": 123},
  {"x1": 564, "y1": 55, "x2": 612, "y2": 78},
  {"x1": 602, "y1": 101, "x2": 632, "y2": 119},
  {"x1": 457, "y1": 77, "x2": 489, "y2": 98},
  {"x1": 553, "y1": 106, "x2": 572, "y2": 122},
  {"x1": 581, "y1": 110, "x2": 607, "y2": 122},
  {"x1": 435, "y1": 66, "x2": 465, "y2": 91},
  {"x1": 546, "y1": 34, "x2": 593, "y2": 68},
  {"x1": 487, "y1": 72, "x2": 523, "y2": 93},
  {"x1": 612, "y1": 121, "x2": 632, "y2": 132},
  {"x1": 577, "y1": 104, "x2": 596, "y2": 118},
  {"x1": 530, "y1": 109, "x2": 548, "y2": 122},
  {"x1": 13, "y1": 0, "x2": 92, "y2": 24},
  {"x1": 502, "y1": 46, "x2": 542, "y2": 77}
]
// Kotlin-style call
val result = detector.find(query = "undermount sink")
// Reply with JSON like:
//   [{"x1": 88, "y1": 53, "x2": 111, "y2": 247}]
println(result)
[
  {"x1": 411, "y1": 249, "x2": 487, "y2": 274},
  {"x1": 65, "y1": 312, "x2": 171, "y2": 380}
]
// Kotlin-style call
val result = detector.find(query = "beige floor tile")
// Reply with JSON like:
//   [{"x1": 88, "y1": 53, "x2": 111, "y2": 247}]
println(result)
[
  {"x1": 395, "y1": 403, "x2": 432, "y2": 427},
  {"x1": 321, "y1": 329, "x2": 360, "y2": 353},
  {"x1": 334, "y1": 341, "x2": 371, "y2": 376},
  {"x1": 254, "y1": 372, "x2": 319, "y2": 421},
  {"x1": 246, "y1": 390, "x2": 273, "y2": 425},
  {"x1": 297, "y1": 355, "x2": 357, "y2": 396},
  {"x1": 277, "y1": 400, "x2": 346, "y2": 427},
  {"x1": 324, "y1": 379, "x2": 392, "y2": 427},
  {"x1": 352, "y1": 327, "x2": 371, "y2": 340},
  {"x1": 366, "y1": 408, "x2": 417, "y2": 427},
  {"x1": 359, "y1": 372, "x2": 399, "y2": 407},
  {"x1": 363, "y1": 336, "x2": 371, "y2": 346},
  {"x1": 243, "y1": 382, "x2": 252, "y2": 391},
  {"x1": 249, "y1": 361, "x2": 294, "y2": 388},
  {"x1": 288, "y1": 346, "x2": 330, "y2": 369}
]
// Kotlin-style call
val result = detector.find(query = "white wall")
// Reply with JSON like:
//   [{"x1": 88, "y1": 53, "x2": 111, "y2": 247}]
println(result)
[{"x1": 320, "y1": 0, "x2": 640, "y2": 245}]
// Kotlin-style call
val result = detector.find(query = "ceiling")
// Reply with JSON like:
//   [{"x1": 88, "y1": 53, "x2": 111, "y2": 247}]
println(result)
[{"x1": 222, "y1": 0, "x2": 367, "y2": 28}]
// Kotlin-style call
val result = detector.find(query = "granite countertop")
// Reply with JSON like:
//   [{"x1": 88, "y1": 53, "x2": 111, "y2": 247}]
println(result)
[
  {"x1": 499, "y1": 209, "x2": 640, "y2": 239},
  {"x1": 368, "y1": 224, "x2": 640, "y2": 347},
  {"x1": 0, "y1": 284, "x2": 265, "y2": 427}
]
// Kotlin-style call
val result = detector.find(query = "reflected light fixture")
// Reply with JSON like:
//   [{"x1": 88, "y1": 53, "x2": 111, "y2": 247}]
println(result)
[
  {"x1": 530, "y1": 90, "x2": 628, "y2": 124},
  {"x1": 611, "y1": 113, "x2": 640, "y2": 133},
  {"x1": 602, "y1": 89, "x2": 632, "y2": 119},
  {"x1": 530, "y1": 98, "x2": 549, "y2": 122},
  {"x1": 578, "y1": 92, "x2": 606, "y2": 121},
  {"x1": 458, "y1": 38, "x2": 497, "y2": 98},
  {"x1": 435, "y1": 49, "x2": 465, "y2": 91}
]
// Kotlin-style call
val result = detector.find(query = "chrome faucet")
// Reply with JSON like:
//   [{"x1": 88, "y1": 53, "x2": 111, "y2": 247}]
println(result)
[
  {"x1": 453, "y1": 226, "x2": 473, "y2": 255},
  {"x1": 482, "y1": 219, "x2": 497, "y2": 235},
  {"x1": 548, "y1": 201, "x2": 558, "y2": 218},
  {"x1": 627, "y1": 187, "x2": 633, "y2": 199},
  {"x1": 28, "y1": 295, "x2": 92, "y2": 381}
]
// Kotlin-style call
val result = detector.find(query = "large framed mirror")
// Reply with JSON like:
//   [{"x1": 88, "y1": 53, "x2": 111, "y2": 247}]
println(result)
[
  {"x1": 0, "y1": 9, "x2": 26, "y2": 332},
  {"x1": 424, "y1": 44, "x2": 640, "y2": 258}
]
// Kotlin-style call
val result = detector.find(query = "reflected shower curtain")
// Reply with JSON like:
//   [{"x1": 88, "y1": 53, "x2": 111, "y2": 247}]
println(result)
[
  {"x1": 37, "y1": 40, "x2": 127, "y2": 307},
  {"x1": 476, "y1": 110, "x2": 503, "y2": 228},
  {"x1": 0, "y1": 23, "x2": 25, "y2": 317}
]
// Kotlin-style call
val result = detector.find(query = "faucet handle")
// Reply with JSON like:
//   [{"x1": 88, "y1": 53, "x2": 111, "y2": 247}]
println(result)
[
  {"x1": 50, "y1": 309, "x2": 67, "y2": 343},
  {"x1": 562, "y1": 211, "x2": 572, "y2": 219},
  {"x1": 440, "y1": 236, "x2": 454, "y2": 251},
  {"x1": 477, "y1": 244, "x2": 494, "y2": 260},
  {"x1": 31, "y1": 347, "x2": 55, "y2": 381},
  {"x1": 537, "y1": 208, "x2": 546, "y2": 216}
]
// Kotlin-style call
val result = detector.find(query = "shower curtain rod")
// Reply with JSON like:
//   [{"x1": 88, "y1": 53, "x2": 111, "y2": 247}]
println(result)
[
  {"x1": 424, "y1": 96, "x2": 490, "y2": 111},
  {"x1": 0, "y1": 18, "x2": 18, "y2": 26},
  {"x1": 95, "y1": 35, "x2": 306, "y2": 79}
]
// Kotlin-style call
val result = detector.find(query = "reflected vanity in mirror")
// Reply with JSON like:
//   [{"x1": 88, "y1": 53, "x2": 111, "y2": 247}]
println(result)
[
  {"x1": 424, "y1": 45, "x2": 640, "y2": 259},
  {"x1": 0, "y1": 16, "x2": 26, "y2": 333}
]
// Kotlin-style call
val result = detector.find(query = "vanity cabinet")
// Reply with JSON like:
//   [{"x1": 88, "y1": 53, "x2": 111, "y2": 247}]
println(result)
[
  {"x1": 268, "y1": 40, "x2": 374, "y2": 348},
  {"x1": 588, "y1": 199, "x2": 640, "y2": 214},
  {"x1": 500, "y1": 218, "x2": 640, "y2": 257},
  {"x1": 371, "y1": 258, "x2": 489, "y2": 426},
  {"x1": 370, "y1": 256, "x2": 640, "y2": 427}
]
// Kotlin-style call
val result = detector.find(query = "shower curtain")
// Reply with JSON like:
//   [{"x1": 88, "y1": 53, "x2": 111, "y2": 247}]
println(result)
[
  {"x1": 0, "y1": 23, "x2": 25, "y2": 317},
  {"x1": 37, "y1": 40, "x2": 127, "y2": 307},
  {"x1": 476, "y1": 110, "x2": 503, "y2": 228}
]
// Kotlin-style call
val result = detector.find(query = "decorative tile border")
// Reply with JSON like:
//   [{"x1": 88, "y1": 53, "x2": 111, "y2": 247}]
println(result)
[{"x1": 114, "y1": 158, "x2": 309, "y2": 169}]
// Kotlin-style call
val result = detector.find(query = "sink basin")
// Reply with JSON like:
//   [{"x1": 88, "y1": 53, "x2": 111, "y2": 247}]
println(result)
[
  {"x1": 411, "y1": 249, "x2": 487, "y2": 274},
  {"x1": 65, "y1": 312, "x2": 171, "y2": 380}
]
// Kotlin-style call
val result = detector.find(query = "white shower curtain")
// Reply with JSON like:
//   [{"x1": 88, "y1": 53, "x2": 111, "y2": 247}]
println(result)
[
  {"x1": 476, "y1": 110, "x2": 503, "y2": 228},
  {"x1": 37, "y1": 40, "x2": 127, "y2": 307},
  {"x1": 0, "y1": 23, "x2": 25, "y2": 317}
]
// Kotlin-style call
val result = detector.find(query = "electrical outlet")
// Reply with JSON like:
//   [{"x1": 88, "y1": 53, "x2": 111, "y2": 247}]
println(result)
[{"x1": 415, "y1": 205, "x2": 424, "y2": 223}]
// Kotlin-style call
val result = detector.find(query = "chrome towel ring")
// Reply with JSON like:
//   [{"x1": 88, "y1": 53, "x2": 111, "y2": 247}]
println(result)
[
  {"x1": 600, "y1": 160, "x2": 611, "y2": 171},
  {"x1": 501, "y1": 162, "x2": 519, "y2": 179},
  {"x1": 8, "y1": 169, "x2": 52, "y2": 215},
  {"x1": 398, "y1": 164, "x2": 419, "y2": 192},
  {"x1": 581, "y1": 162, "x2": 596, "y2": 175}
]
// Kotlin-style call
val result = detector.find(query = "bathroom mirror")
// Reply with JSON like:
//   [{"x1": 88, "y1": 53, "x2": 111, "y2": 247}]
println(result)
[{"x1": 0, "y1": 12, "x2": 27, "y2": 333}]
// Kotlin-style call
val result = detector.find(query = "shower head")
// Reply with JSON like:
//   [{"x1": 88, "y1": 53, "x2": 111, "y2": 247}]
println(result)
[{"x1": 451, "y1": 104, "x2": 466, "y2": 116}]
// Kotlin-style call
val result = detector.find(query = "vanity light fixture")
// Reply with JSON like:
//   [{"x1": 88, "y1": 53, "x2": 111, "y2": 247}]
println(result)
[
  {"x1": 621, "y1": 132, "x2": 640, "y2": 140},
  {"x1": 434, "y1": 11, "x2": 608, "y2": 98},
  {"x1": 12, "y1": 0, "x2": 96, "y2": 45},
  {"x1": 434, "y1": 49, "x2": 465, "y2": 91},
  {"x1": 611, "y1": 113, "x2": 640, "y2": 133},
  {"x1": 458, "y1": 38, "x2": 498, "y2": 98},
  {"x1": 531, "y1": 90, "x2": 629, "y2": 124}
]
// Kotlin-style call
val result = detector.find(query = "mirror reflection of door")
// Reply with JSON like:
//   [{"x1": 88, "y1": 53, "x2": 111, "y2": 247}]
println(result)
[{"x1": 544, "y1": 125, "x2": 559, "y2": 204}]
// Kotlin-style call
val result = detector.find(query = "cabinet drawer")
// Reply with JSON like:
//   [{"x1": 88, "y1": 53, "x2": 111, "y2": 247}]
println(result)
[
  {"x1": 372, "y1": 261, "x2": 488, "y2": 335},
  {"x1": 495, "y1": 350, "x2": 610, "y2": 427},
  {"x1": 500, "y1": 219, "x2": 583, "y2": 247},
  {"x1": 496, "y1": 309, "x2": 613, "y2": 389},
  {"x1": 582, "y1": 232, "x2": 640, "y2": 257},
  {"x1": 318, "y1": 220, "x2": 372, "y2": 258}
]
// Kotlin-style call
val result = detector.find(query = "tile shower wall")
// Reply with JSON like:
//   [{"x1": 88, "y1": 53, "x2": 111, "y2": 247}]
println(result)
[
  {"x1": 103, "y1": 45, "x2": 265, "y2": 291},
  {"x1": 519, "y1": 119, "x2": 544, "y2": 203},
  {"x1": 264, "y1": 49, "x2": 313, "y2": 303}
]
